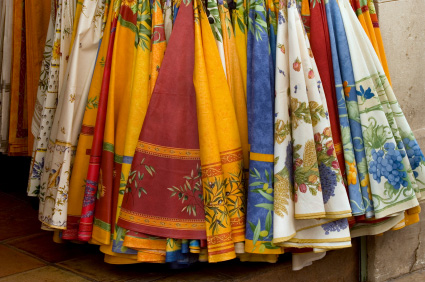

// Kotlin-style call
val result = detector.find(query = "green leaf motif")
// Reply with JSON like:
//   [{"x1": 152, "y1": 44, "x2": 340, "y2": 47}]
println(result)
[
  {"x1": 384, "y1": 181, "x2": 397, "y2": 197},
  {"x1": 265, "y1": 211, "x2": 272, "y2": 232},
  {"x1": 357, "y1": 157, "x2": 368, "y2": 176},
  {"x1": 346, "y1": 100, "x2": 361, "y2": 123},
  {"x1": 258, "y1": 190, "x2": 273, "y2": 202},
  {"x1": 254, "y1": 203, "x2": 274, "y2": 211},
  {"x1": 253, "y1": 219, "x2": 261, "y2": 246}
]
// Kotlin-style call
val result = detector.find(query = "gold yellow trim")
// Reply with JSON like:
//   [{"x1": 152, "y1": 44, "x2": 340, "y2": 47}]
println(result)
[
  {"x1": 325, "y1": 214, "x2": 352, "y2": 219},
  {"x1": 120, "y1": 209, "x2": 206, "y2": 231},
  {"x1": 39, "y1": 220, "x2": 66, "y2": 230},
  {"x1": 296, "y1": 219, "x2": 336, "y2": 233},
  {"x1": 136, "y1": 141, "x2": 200, "y2": 160},
  {"x1": 244, "y1": 240, "x2": 284, "y2": 254},
  {"x1": 283, "y1": 243, "x2": 352, "y2": 250},
  {"x1": 288, "y1": 237, "x2": 352, "y2": 243},
  {"x1": 123, "y1": 236, "x2": 167, "y2": 250},
  {"x1": 208, "y1": 251, "x2": 236, "y2": 263},
  {"x1": 272, "y1": 232, "x2": 297, "y2": 244},
  {"x1": 249, "y1": 152, "x2": 274, "y2": 162},
  {"x1": 294, "y1": 212, "x2": 326, "y2": 219},
  {"x1": 137, "y1": 252, "x2": 166, "y2": 263},
  {"x1": 92, "y1": 225, "x2": 111, "y2": 245},
  {"x1": 326, "y1": 210, "x2": 352, "y2": 215}
]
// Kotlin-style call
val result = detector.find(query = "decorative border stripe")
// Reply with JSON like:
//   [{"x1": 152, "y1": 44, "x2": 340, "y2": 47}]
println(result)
[
  {"x1": 250, "y1": 152, "x2": 274, "y2": 162},
  {"x1": 230, "y1": 215, "x2": 245, "y2": 227},
  {"x1": 80, "y1": 125, "x2": 95, "y2": 136},
  {"x1": 119, "y1": 208, "x2": 206, "y2": 231},
  {"x1": 207, "y1": 232, "x2": 233, "y2": 246},
  {"x1": 201, "y1": 165, "x2": 223, "y2": 179},
  {"x1": 220, "y1": 148, "x2": 243, "y2": 164},
  {"x1": 136, "y1": 141, "x2": 200, "y2": 160},
  {"x1": 94, "y1": 217, "x2": 111, "y2": 232},
  {"x1": 103, "y1": 142, "x2": 114, "y2": 153}
]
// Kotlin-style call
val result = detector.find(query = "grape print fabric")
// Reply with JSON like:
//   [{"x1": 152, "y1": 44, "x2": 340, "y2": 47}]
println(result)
[{"x1": 339, "y1": 0, "x2": 424, "y2": 219}]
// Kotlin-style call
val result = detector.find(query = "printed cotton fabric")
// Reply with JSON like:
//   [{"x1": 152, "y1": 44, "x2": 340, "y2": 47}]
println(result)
[
  {"x1": 272, "y1": 0, "x2": 352, "y2": 252},
  {"x1": 12, "y1": 0, "x2": 425, "y2": 271},
  {"x1": 339, "y1": 0, "x2": 423, "y2": 220}
]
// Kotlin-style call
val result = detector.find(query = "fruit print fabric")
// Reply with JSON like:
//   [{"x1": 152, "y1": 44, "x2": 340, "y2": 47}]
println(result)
[
  {"x1": 339, "y1": 0, "x2": 423, "y2": 219},
  {"x1": 272, "y1": 0, "x2": 351, "y2": 252},
  {"x1": 308, "y1": 0, "x2": 348, "y2": 211}
]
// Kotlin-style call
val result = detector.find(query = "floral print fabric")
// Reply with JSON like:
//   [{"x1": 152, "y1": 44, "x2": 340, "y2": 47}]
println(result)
[
  {"x1": 14, "y1": 0, "x2": 425, "y2": 270},
  {"x1": 324, "y1": 0, "x2": 366, "y2": 217},
  {"x1": 38, "y1": 0, "x2": 104, "y2": 230},
  {"x1": 339, "y1": 0, "x2": 423, "y2": 219},
  {"x1": 272, "y1": 0, "x2": 351, "y2": 252}
]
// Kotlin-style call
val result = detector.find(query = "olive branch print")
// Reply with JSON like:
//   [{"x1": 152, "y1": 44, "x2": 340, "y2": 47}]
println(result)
[
  {"x1": 203, "y1": 177, "x2": 229, "y2": 235},
  {"x1": 168, "y1": 164, "x2": 204, "y2": 217},
  {"x1": 248, "y1": 168, "x2": 280, "y2": 252},
  {"x1": 226, "y1": 164, "x2": 246, "y2": 218},
  {"x1": 127, "y1": 158, "x2": 156, "y2": 200},
  {"x1": 247, "y1": 0, "x2": 267, "y2": 41}
]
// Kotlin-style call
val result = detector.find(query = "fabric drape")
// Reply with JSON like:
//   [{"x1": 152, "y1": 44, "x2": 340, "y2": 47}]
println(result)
[{"x1": 24, "y1": 0, "x2": 51, "y2": 154}]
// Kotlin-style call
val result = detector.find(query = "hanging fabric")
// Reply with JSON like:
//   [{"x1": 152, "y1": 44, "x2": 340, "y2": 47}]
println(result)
[
  {"x1": 272, "y1": 0, "x2": 352, "y2": 255},
  {"x1": 245, "y1": 0, "x2": 282, "y2": 256},
  {"x1": 64, "y1": 0, "x2": 117, "y2": 241},
  {"x1": 0, "y1": 0, "x2": 13, "y2": 153},
  {"x1": 339, "y1": 0, "x2": 422, "y2": 221},
  {"x1": 117, "y1": 0, "x2": 171, "y2": 263},
  {"x1": 118, "y1": 0, "x2": 206, "y2": 241},
  {"x1": 4, "y1": 0, "x2": 423, "y2": 271},
  {"x1": 33, "y1": 0, "x2": 75, "y2": 229},
  {"x1": 38, "y1": 0, "x2": 102, "y2": 230},
  {"x1": 24, "y1": 0, "x2": 51, "y2": 155},
  {"x1": 9, "y1": 0, "x2": 28, "y2": 156},
  {"x1": 27, "y1": 0, "x2": 57, "y2": 197},
  {"x1": 78, "y1": 0, "x2": 138, "y2": 242}
]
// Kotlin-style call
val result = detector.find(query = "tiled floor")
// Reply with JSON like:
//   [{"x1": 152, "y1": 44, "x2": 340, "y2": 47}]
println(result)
[{"x1": 0, "y1": 155, "x2": 360, "y2": 281}]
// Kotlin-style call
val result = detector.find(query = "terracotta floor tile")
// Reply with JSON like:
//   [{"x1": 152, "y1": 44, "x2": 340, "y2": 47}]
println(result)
[
  {"x1": 58, "y1": 253, "x2": 168, "y2": 282},
  {"x1": 0, "y1": 192, "x2": 41, "y2": 241},
  {"x1": 0, "y1": 192, "x2": 25, "y2": 212},
  {"x1": 7, "y1": 232, "x2": 99, "y2": 263},
  {"x1": 151, "y1": 269, "x2": 231, "y2": 282},
  {"x1": 0, "y1": 245, "x2": 45, "y2": 277},
  {"x1": 211, "y1": 259, "x2": 279, "y2": 279},
  {"x1": 0, "y1": 266, "x2": 90, "y2": 282}
]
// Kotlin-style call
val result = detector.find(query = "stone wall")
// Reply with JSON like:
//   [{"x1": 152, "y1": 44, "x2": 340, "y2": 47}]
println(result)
[{"x1": 367, "y1": 1, "x2": 425, "y2": 281}]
